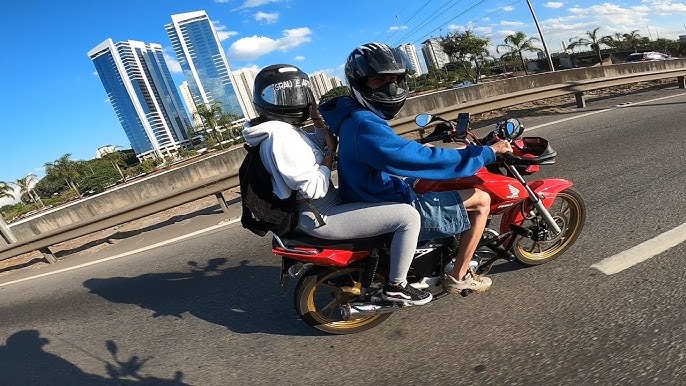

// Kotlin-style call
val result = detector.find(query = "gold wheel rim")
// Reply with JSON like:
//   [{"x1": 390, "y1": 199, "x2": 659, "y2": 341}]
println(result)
[
  {"x1": 516, "y1": 192, "x2": 583, "y2": 261},
  {"x1": 305, "y1": 268, "x2": 385, "y2": 330}
]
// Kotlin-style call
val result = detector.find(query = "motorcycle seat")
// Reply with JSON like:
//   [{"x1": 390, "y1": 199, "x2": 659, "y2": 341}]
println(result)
[{"x1": 274, "y1": 231, "x2": 392, "y2": 251}]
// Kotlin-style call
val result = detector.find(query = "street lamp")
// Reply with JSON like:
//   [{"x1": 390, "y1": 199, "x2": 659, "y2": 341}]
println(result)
[{"x1": 526, "y1": 0, "x2": 555, "y2": 72}]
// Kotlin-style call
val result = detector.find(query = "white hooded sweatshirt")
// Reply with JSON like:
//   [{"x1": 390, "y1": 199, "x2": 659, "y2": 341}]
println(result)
[{"x1": 242, "y1": 120, "x2": 331, "y2": 200}]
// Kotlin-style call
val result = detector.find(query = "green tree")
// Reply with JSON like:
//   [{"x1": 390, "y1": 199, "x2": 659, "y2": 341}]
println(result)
[
  {"x1": 440, "y1": 30, "x2": 492, "y2": 83},
  {"x1": 622, "y1": 30, "x2": 645, "y2": 53},
  {"x1": 0, "y1": 181, "x2": 14, "y2": 201},
  {"x1": 44, "y1": 154, "x2": 81, "y2": 196},
  {"x1": 14, "y1": 174, "x2": 44, "y2": 207},
  {"x1": 319, "y1": 86, "x2": 350, "y2": 103},
  {"x1": 195, "y1": 101, "x2": 225, "y2": 148},
  {"x1": 497, "y1": 32, "x2": 541, "y2": 75},
  {"x1": 102, "y1": 146, "x2": 127, "y2": 182},
  {"x1": 568, "y1": 27, "x2": 605, "y2": 65}
]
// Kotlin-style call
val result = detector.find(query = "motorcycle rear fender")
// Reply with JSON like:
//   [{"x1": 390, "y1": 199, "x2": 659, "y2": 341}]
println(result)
[
  {"x1": 272, "y1": 247, "x2": 370, "y2": 267},
  {"x1": 499, "y1": 178, "x2": 574, "y2": 234}
]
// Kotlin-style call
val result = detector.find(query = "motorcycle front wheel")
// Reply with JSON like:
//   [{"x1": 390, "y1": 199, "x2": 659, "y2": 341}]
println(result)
[
  {"x1": 514, "y1": 187, "x2": 586, "y2": 265},
  {"x1": 294, "y1": 266, "x2": 390, "y2": 335}
]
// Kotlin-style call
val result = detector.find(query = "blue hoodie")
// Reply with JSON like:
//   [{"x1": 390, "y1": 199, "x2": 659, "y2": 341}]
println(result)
[{"x1": 319, "y1": 96, "x2": 496, "y2": 204}]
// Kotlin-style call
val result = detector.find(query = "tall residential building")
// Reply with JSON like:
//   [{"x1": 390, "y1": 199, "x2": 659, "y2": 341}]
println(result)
[
  {"x1": 165, "y1": 10, "x2": 245, "y2": 119},
  {"x1": 179, "y1": 81, "x2": 203, "y2": 126},
  {"x1": 421, "y1": 38, "x2": 450, "y2": 70},
  {"x1": 309, "y1": 71, "x2": 334, "y2": 101},
  {"x1": 88, "y1": 38, "x2": 190, "y2": 160},
  {"x1": 232, "y1": 67, "x2": 258, "y2": 120},
  {"x1": 397, "y1": 43, "x2": 424, "y2": 77},
  {"x1": 330, "y1": 76, "x2": 343, "y2": 88}
]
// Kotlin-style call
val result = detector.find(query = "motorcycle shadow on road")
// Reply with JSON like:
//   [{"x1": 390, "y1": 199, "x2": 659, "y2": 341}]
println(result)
[
  {"x1": 0, "y1": 329, "x2": 188, "y2": 385},
  {"x1": 83, "y1": 258, "x2": 322, "y2": 337}
]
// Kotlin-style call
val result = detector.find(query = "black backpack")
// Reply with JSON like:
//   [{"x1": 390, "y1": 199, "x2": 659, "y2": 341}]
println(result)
[{"x1": 239, "y1": 143, "x2": 298, "y2": 237}]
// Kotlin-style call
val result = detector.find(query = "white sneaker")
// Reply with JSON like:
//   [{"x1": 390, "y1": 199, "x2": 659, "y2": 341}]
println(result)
[{"x1": 443, "y1": 272, "x2": 492, "y2": 294}]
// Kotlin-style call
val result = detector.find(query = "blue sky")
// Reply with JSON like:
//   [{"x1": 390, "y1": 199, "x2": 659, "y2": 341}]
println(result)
[{"x1": 1, "y1": 0, "x2": 685, "y2": 199}]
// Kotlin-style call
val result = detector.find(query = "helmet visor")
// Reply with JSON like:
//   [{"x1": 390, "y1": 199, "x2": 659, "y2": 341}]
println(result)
[
  {"x1": 259, "y1": 79, "x2": 311, "y2": 107},
  {"x1": 353, "y1": 45, "x2": 409, "y2": 77}
]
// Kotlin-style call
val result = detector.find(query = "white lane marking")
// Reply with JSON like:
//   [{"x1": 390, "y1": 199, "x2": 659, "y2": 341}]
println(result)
[
  {"x1": 0, "y1": 218, "x2": 241, "y2": 288},
  {"x1": 591, "y1": 222, "x2": 686, "y2": 275},
  {"x1": 526, "y1": 92, "x2": 686, "y2": 131}
]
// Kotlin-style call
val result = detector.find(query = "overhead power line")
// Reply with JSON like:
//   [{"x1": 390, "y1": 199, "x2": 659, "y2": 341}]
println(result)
[
  {"x1": 412, "y1": 0, "x2": 493, "y2": 45},
  {"x1": 385, "y1": 0, "x2": 434, "y2": 43},
  {"x1": 391, "y1": 0, "x2": 467, "y2": 46}
]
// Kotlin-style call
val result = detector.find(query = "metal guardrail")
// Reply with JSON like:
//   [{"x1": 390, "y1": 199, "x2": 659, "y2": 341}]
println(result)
[{"x1": 1, "y1": 62, "x2": 685, "y2": 263}]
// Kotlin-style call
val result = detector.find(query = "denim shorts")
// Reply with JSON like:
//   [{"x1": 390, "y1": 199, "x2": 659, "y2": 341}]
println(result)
[{"x1": 410, "y1": 190, "x2": 471, "y2": 241}]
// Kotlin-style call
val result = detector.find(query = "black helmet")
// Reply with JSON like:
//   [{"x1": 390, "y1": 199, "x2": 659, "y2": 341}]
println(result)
[
  {"x1": 344, "y1": 42, "x2": 409, "y2": 119},
  {"x1": 253, "y1": 64, "x2": 312, "y2": 125}
]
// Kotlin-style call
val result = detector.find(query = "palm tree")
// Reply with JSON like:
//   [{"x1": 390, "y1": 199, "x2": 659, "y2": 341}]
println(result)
[
  {"x1": 14, "y1": 174, "x2": 44, "y2": 208},
  {"x1": 195, "y1": 101, "x2": 225, "y2": 149},
  {"x1": 568, "y1": 27, "x2": 605, "y2": 65},
  {"x1": 497, "y1": 32, "x2": 541, "y2": 75},
  {"x1": 0, "y1": 181, "x2": 14, "y2": 201},
  {"x1": 622, "y1": 30, "x2": 644, "y2": 53},
  {"x1": 44, "y1": 154, "x2": 80, "y2": 196},
  {"x1": 102, "y1": 146, "x2": 127, "y2": 181}
]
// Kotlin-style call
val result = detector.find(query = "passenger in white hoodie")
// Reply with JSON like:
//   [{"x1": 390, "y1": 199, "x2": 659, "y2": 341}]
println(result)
[{"x1": 242, "y1": 64, "x2": 431, "y2": 305}]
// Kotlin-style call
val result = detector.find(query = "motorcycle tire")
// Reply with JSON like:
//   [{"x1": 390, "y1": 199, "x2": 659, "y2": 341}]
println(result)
[
  {"x1": 293, "y1": 266, "x2": 391, "y2": 335},
  {"x1": 514, "y1": 187, "x2": 586, "y2": 266}
]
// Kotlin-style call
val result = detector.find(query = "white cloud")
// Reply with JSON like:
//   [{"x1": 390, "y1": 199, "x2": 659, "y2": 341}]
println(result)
[
  {"x1": 389, "y1": 25, "x2": 408, "y2": 31},
  {"x1": 234, "y1": 0, "x2": 284, "y2": 10},
  {"x1": 163, "y1": 47, "x2": 182, "y2": 73},
  {"x1": 254, "y1": 11, "x2": 279, "y2": 24},
  {"x1": 649, "y1": 0, "x2": 686, "y2": 13},
  {"x1": 214, "y1": 0, "x2": 231, "y2": 3},
  {"x1": 294, "y1": 55, "x2": 305, "y2": 61},
  {"x1": 545, "y1": 2, "x2": 564, "y2": 8},
  {"x1": 211, "y1": 20, "x2": 239, "y2": 41},
  {"x1": 498, "y1": 29, "x2": 518, "y2": 37},
  {"x1": 229, "y1": 27, "x2": 312, "y2": 61},
  {"x1": 502, "y1": 5, "x2": 515, "y2": 11},
  {"x1": 501, "y1": 20, "x2": 525, "y2": 26},
  {"x1": 92, "y1": 71, "x2": 98, "y2": 76}
]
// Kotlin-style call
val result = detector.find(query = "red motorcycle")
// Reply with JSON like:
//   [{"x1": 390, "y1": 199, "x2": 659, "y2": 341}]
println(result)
[{"x1": 271, "y1": 113, "x2": 586, "y2": 334}]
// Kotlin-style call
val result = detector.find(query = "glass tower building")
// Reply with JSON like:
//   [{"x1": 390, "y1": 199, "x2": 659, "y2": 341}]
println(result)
[
  {"x1": 88, "y1": 38, "x2": 191, "y2": 159},
  {"x1": 165, "y1": 10, "x2": 245, "y2": 119}
]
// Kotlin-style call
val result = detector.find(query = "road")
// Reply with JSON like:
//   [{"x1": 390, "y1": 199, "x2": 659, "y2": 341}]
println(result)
[{"x1": 1, "y1": 86, "x2": 686, "y2": 385}]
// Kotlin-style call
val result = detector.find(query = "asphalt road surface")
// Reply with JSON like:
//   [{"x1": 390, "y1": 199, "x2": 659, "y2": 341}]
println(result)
[{"x1": 2, "y1": 87, "x2": 686, "y2": 385}]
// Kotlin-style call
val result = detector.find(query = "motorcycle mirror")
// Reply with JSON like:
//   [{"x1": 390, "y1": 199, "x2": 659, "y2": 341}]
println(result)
[
  {"x1": 499, "y1": 118, "x2": 524, "y2": 140},
  {"x1": 415, "y1": 114, "x2": 435, "y2": 127}
]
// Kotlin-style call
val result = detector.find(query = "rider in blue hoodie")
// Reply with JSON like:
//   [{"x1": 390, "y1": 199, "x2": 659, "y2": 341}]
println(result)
[{"x1": 319, "y1": 42, "x2": 513, "y2": 294}]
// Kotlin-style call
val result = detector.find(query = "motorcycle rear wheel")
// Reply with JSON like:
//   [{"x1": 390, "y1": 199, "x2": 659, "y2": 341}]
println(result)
[
  {"x1": 294, "y1": 267, "x2": 391, "y2": 335},
  {"x1": 514, "y1": 187, "x2": 585, "y2": 265}
]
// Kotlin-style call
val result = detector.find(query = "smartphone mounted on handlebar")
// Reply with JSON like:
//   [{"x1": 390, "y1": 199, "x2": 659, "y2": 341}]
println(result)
[{"x1": 455, "y1": 112, "x2": 470, "y2": 140}]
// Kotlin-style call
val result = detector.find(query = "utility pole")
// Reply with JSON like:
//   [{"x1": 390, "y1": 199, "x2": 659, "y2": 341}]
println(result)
[{"x1": 526, "y1": 0, "x2": 555, "y2": 72}]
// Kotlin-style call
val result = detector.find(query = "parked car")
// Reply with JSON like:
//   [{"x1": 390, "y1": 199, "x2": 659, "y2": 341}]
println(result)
[{"x1": 625, "y1": 52, "x2": 671, "y2": 62}]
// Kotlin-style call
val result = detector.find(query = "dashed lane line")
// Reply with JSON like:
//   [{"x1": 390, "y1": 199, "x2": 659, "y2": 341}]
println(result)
[{"x1": 591, "y1": 222, "x2": 686, "y2": 275}]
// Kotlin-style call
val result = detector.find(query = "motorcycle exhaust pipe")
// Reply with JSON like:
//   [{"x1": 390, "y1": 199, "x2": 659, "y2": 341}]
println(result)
[{"x1": 340, "y1": 303, "x2": 399, "y2": 320}]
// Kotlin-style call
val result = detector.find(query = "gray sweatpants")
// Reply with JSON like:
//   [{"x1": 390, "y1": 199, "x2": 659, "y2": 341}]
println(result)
[{"x1": 298, "y1": 189, "x2": 420, "y2": 284}]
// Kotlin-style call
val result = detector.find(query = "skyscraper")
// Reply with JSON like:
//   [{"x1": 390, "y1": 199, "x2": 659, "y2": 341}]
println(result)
[
  {"x1": 232, "y1": 67, "x2": 258, "y2": 120},
  {"x1": 421, "y1": 38, "x2": 450, "y2": 70},
  {"x1": 179, "y1": 81, "x2": 203, "y2": 127},
  {"x1": 165, "y1": 10, "x2": 245, "y2": 120},
  {"x1": 309, "y1": 71, "x2": 334, "y2": 102},
  {"x1": 88, "y1": 38, "x2": 191, "y2": 159},
  {"x1": 397, "y1": 43, "x2": 424, "y2": 77}
]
